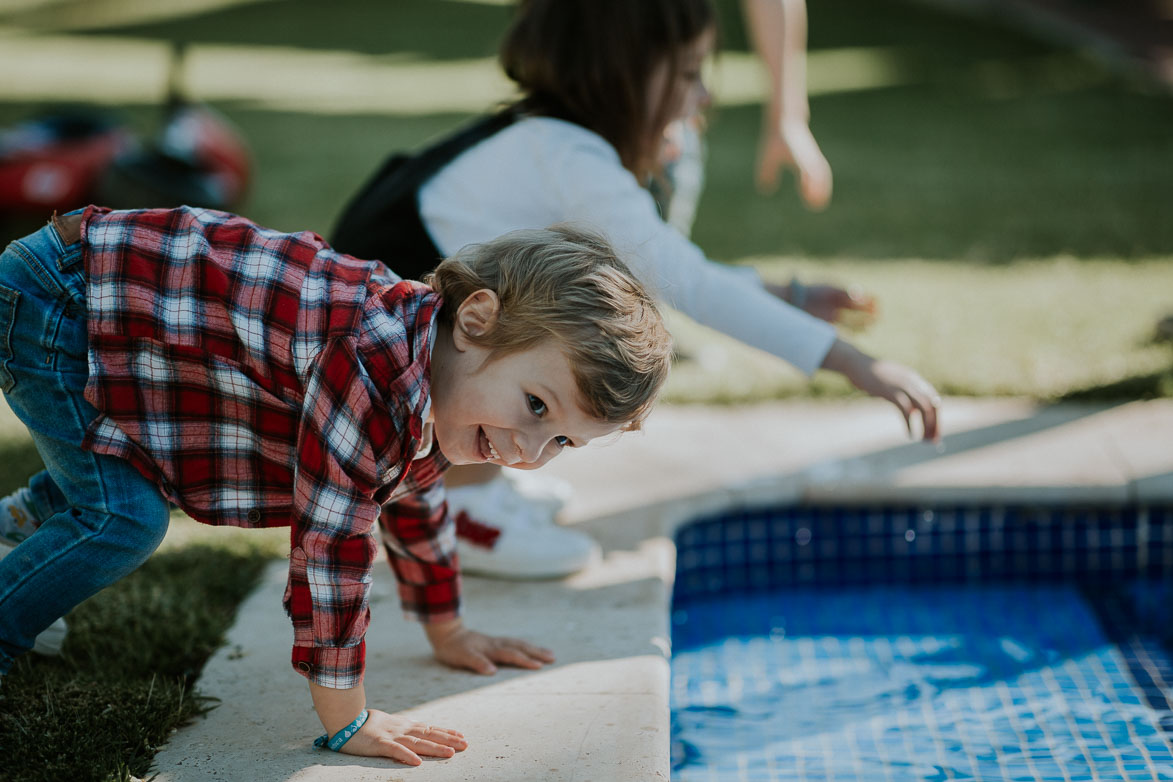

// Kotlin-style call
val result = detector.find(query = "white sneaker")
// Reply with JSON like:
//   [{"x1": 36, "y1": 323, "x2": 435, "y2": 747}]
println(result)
[
  {"x1": 0, "y1": 539, "x2": 68, "y2": 656},
  {"x1": 503, "y1": 470, "x2": 575, "y2": 516},
  {"x1": 450, "y1": 476, "x2": 599, "y2": 579},
  {"x1": 0, "y1": 487, "x2": 39, "y2": 545}
]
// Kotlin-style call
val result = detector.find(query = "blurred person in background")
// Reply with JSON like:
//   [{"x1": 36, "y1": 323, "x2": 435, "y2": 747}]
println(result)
[
  {"x1": 331, "y1": 0, "x2": 940, "y2": 582},
  {"x1": 656, "y1": 0, "x2": 835, "y2": 237}
]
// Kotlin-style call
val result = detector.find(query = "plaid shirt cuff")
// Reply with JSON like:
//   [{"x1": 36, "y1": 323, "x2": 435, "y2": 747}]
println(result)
[{"x1": 291, "y1": 641, "x2": 366, "y2": 689}]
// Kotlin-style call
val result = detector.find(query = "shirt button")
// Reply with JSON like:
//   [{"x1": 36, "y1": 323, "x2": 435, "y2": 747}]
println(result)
[
  {"x1": 296, "y1": 661, "x2": 313, "y2": 673},
  {"x1": 246, "y1": 508, "x2": 262, "y2": 523}
]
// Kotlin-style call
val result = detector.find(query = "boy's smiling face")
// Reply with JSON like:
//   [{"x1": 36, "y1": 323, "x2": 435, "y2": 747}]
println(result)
[{"x1": 429, "y1": 290, "x2": 620, "y2": 469}]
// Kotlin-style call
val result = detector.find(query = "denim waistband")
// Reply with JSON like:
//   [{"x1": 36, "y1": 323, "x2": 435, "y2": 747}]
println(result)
[{"x1": 8, "y1": 212, "x2": 86, "y2": 306}]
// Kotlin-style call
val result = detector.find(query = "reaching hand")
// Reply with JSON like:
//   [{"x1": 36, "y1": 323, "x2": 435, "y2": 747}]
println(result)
[
  {"x1": 821, "y1": 339, "x2": 942, "y2": 443},
  {"x1": 425, "y1": 620, "x2": 555, "y2": 675},
  {"x1": 756, "y1": 120, "x2": 832, "y2": 211},
  {"x1": 801, "y1": 284, "x2": 877, "y2": 329},
  {"x1": 766, "y1": 281, "x2": 878, "y2": 330},
  {"x1": 340, "y1": 710, "x2": 468, "y2": 766}
]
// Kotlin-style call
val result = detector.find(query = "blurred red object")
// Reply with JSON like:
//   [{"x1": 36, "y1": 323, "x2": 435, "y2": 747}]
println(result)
[
  {"x1": 96, "y1": 102, "x2": 252, "y2": 211},
  {"x1": 1, "y1": 42, "x2": 252, "y2": 218},
  {"x1": 0, "y1": 101, "x2": 252, "y2": 215},
  {"x1": 0, "y1": 111, "x2": 134, "y2": 213}
]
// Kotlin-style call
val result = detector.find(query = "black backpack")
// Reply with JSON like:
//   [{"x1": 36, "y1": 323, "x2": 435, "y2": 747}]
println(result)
[{"x1": 330, "y1": 111, "x2": 517, "y2": 281}]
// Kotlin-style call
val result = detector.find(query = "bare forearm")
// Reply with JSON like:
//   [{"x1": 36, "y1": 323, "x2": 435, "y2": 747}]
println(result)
[
  {"x1": 423, "y1": 616, "x2": 465, "y2": 648},
  {"x1": 818, "y1": 338, "x2": 943, "y2": 443},
  {"x1": 818, "y1": 337, "x2": 870, "y2": 374},
  {"x1": 309, "y1": 680, "x2": 367, "y2": 735},
  {"x1": 741, "y1": 0, "x2": 810, "y2": 125}
]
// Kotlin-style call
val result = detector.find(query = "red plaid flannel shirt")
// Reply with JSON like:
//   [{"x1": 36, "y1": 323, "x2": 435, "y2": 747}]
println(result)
[{"x1": 78, "y1": 206, "x2": 459, "y2": 689}]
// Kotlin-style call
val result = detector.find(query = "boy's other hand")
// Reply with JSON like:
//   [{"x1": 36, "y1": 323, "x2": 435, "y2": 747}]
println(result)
[
  {"x1": 425, "y1": 618, "x2": 555, "y2": 674},
  {"x1": 343, "y1": 709, "x2": 468, "y2": 766}
]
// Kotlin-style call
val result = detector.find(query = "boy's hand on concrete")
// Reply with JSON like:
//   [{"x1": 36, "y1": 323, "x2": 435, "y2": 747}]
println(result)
[
  {"x1": 820, "y1": 339, "x2": 942, "y2": 443},
  {"x1": 425, "y1": 618, "x2": 555, "y2": 675},
  {"x1": 309, "y1": 681, "x2": 467, "y2": 764},
  {"x1": 343, "y1": 709, "x2": 468, "y2": 766}
]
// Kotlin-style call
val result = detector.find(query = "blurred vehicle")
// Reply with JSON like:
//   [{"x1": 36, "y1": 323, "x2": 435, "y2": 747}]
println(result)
[
  {"x1": 96, "y1": 98, "x2": 251, "y2": 212},
  {"x1": 0, "y1": 110, "x2": 133, "y2": 213},
  {"x1": 0, "y1": 50, "x2": 251, "y2": 217}
]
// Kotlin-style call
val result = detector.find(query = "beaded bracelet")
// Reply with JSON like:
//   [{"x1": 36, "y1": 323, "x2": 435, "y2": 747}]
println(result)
[{"x1": 313, "y1": 709, "x2": 369, "y2": 752}]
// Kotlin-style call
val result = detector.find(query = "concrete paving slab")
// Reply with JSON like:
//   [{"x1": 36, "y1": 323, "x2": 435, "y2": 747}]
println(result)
[
  {"x1": 846, "y1": 402, "x2": 1135, "y2": 504},
  {"x1": 543, "y1": 398, "x2": 1163, "y2": 519},
  {"x1": 152, "y1": 548, "x2": 672, "y2": 782},
  {"x1": 1098, "y1": 399, "x2": 1173, "y2": 502},
  {"x1": 151, "y1": 398, "x2": 1173, "y2": 780}
]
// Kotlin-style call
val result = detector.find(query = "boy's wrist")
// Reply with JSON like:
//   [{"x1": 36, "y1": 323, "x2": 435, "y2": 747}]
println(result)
[
  {"x1": 423, "y1": 617, "x2": 465, "y2": 648},
  {"x1": 309, "y1": 680, "x2": 368, "y2": 736}
]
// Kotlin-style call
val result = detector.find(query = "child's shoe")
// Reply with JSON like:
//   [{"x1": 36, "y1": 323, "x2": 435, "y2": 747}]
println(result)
[
  {"x1": 0, "y1": 540, "x2": 68, "y2": 656},
  {"x1": 502, "y1": 470, "x2": 575, "y2": 517},
  {"x1": 0, "y1": 487, "x2": 40, "y2": 545},
  {"x1": 450, "y1": 476, "x2": 598, "y2": 579}
]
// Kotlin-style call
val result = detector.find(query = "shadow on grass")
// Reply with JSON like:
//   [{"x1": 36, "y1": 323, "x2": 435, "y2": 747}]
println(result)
[
  {"x1": 1, "y1": 0, "x2": 1064, "y2": 62},
  {"x1": 1057, "y1": 366, "x2": 1173, "y2": 402},
  {"x1": 0, "y1": 543, "x2": 276, "y2": 782},
  {"x1": 1057, "y1": 336, "x2": 1172, "y2": 402},
  {"x1": 0, "y1": 0, "x2": 513, "y2": 59}
]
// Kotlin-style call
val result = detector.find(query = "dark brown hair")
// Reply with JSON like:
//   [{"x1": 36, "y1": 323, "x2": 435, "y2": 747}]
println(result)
[{"x1": 500, "y1": 0, "x2": 715, "y2": 181}]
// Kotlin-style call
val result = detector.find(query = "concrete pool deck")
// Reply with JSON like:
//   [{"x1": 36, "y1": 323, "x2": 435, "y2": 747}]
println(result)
[{"x1": 150, "y1": 397, "x2": 1173, "y2": 781}]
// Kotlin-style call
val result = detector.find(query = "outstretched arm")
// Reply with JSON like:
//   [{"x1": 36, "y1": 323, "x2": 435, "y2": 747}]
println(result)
[
  {"x1": 741, "y1": 0, "x2": 832, "y2": 208},
  {"x1": 820, "y1": 338, "x2": 942, "y2": 442}
]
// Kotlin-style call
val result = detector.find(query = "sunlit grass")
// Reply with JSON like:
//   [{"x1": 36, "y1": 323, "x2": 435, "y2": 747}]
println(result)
[
  {"x1": 666, "y1": 255, "x2": 1173, "y2": 403},
  {"x1": 0, "y1": 21, "x2": 1116, "y2": 115},
  {"x1": 1, "y1": 0, "x2": 275, "y2": 31},
  {"x1": 0, "y1": 28, "x2": 514, "y2": 112},
  {"x1": 0, "y1": 33, "x2": 935, "y2": 114}
]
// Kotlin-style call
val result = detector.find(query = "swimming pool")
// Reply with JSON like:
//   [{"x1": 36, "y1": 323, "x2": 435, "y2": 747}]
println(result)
[{"x1": 670, "y1": 505, "x2": 1173, "y2": 781}]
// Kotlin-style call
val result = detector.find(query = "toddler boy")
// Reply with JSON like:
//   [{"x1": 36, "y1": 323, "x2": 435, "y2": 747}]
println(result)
[{"x1": 0, "y1": 206, "x2": 671, "y2": 763}]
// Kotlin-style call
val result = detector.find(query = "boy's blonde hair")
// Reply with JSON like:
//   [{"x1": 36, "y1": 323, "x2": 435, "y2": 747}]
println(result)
[{"x1": 426, "y1": 225, "x2": 672, "y2": 431}]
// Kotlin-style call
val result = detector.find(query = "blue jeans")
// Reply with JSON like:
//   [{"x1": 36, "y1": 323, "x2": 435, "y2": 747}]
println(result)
[{"x1": 0, "y1": 216, "x2": 170, "y2": 674}]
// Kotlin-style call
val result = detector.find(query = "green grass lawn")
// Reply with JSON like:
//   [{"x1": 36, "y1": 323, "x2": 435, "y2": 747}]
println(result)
[
  {"x1": 0, "y1": 528, "x2": 282, "y2": 782},
  {"x1": 0, "y1": 0, "x2": 1170, "y2": 779},
  {"x1": 665, "y1": 253, "x2": 1173, "y2": 403}
]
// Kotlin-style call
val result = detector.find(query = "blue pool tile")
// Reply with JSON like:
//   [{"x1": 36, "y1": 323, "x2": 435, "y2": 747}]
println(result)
[{"x1": 672, "y1": 505, "x2": 1173, "y2": 781}]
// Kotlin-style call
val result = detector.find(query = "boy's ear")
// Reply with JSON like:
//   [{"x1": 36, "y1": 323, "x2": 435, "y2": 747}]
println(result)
[{"x1": 452, "y1": 288, "x2": 501, "y2": 349}]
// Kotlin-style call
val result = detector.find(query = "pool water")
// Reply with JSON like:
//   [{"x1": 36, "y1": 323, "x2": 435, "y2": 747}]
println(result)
[{"x1": 670, "y1": 506, "x2": 1173, "y2": 782}]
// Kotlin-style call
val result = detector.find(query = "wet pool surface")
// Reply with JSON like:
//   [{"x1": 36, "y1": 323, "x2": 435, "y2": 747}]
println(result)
[{"x1": 670, "y1": 506, "x2": 1173, "y2": 781}]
